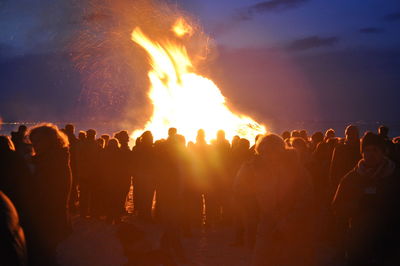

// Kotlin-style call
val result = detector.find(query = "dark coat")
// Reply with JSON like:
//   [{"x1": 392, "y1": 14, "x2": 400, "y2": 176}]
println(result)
[
  {"x1": 332, "y1": 159, "x2": 400, "y2": 265},
  {"x1": 25, "y1": 147, "x2": 72, "y2": 265},
  {"x1": 329, "y1": 142, "x2": 361, "y2": 192}
]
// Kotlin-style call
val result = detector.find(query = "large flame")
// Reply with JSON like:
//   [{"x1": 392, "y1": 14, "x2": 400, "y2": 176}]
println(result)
[{"x1": 131, "y1": 18, "x2": 266, "y2": 143}]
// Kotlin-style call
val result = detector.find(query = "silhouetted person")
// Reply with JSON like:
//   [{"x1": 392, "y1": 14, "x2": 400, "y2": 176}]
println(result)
[
  {"x1": 235, "y1": 134, "x2": 314, "y2": 265},
  {"x1": 310, "y1": 131, "x2": 324, "y2": 152},
  {"x1": 101, "y1": 134, "x2": 110, "y2": 148},
  {"x1": 74, "y1": 131, "x2": 86, "y2": 213},
  {"x1": 11, "y1": 125, "x2": 28, "y2": 155},
  {"x1": 329, "y1": 125, "x2": 361, "y2": 194},
  {"x1": 282, "y1": 131, "x2": 291, "y2": 141},
  {"x1": 114, "y1": 130, "x2": 133, "y2": 213},
  {"x1": 292, "y1": 137, "x2": 312, "y2": 167},
  {"x1": 291, "y1": 130, "x2": 301, "y2": 138},
  {"x1": 78, "y1": 129, "x2": 99, "y2": 217},
  {"x1": 0, "y1": 136, "x2": 31, "y2": 223},
  {"x1": 250, "y1": 134, "x2": 263, "y2": 154},
  {"x1": 91, "y1": 137, "x2": 106, "y2": 217},
  {"x1": 299, "y1": 129, "x2": 309, "y2": 143},
  {"x1": 115, "y1": 130, "x2": 130, "y2": 151},
  {"x1": 309, "y1": 135, "x2": 338, "y2": 211},
  {"x1": 378, "y1": 125, "x2": 389, "y2": 140},
  {"x1": 64, "y1": 124, "x2": 79, "y2": 213},
  {"x1": 96, "y1": 137, "x2": 105, "y2": 148},
  {"x1": 209, "y1": 130, "x2": 231, "y2": 224},
  {"x1": 103, "y1": 138, "x2": 127, "y2": 223},
  {"x1": 64, "y1": 124, "x2": 78, "y2": 146},
  {"x1": 324, "y1": 128, "x2": 335, "y2": 142},
  {"x1": 231, "y1": 138, "x2": 252, "y2": 246},
  {"x1": 378, "y1": 125, "x2": 396, "y2": 162},
  {"x1": 0, "y1": 191, "x2": 27, "y2": 266},
  {"x1": 182, "y1": 141, "x2": 203, "y2": 235},
  {"x1": 157, "y1": 132, "x2": 187, "y2": 263},
  {"x1": 193, "y1": 129, "x2": 213, "y2": 226},
  {"x1": 25, "y1": 124, "x2": 72, "y2": 265},
  {"x1": 168, "y1": 127, "x2": 177, "y2": 139},
  {"x1": 132, "y1": 131, "x2": 157, "y2": 221},
  {"x1": 332, "y1": 132, "x2": 400, "y2": 266},
  {"x1": 231, "y1": 135, "x2": 240, "y2": 150}
]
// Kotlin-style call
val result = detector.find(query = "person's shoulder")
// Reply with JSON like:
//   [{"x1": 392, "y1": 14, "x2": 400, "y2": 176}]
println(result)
[
  {"x1": 339, "y1": 167, "x2": 360, "y2": 186},
  {"x1": 334, "y1": 142, "x2": 346, "y2": 150}
]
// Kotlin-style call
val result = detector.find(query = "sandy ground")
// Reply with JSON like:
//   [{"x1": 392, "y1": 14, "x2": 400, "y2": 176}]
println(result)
[{"x1": 57, "y1": 217, "x2": 252, "y2": 266}]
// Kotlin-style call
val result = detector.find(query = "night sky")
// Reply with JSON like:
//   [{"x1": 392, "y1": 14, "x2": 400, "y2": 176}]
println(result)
[{"x1": 1, "y1": 0, "x2": 400, "y2": 133}]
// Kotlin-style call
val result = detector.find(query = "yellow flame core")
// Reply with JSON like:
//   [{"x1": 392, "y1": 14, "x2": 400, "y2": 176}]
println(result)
[{"x1": 131, "y1": 21, "x2": 266, "y2": 143}]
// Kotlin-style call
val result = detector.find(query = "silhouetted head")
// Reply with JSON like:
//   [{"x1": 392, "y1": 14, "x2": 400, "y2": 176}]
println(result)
[
  {"x1": 187, "y1": 141, "x2": 195, "y2": 149},
  {"x1": 65, "y1": 124, "x2": 75, "y2": 135},
  {"x1": 291, "y1": 137, "x2": 307, "y2": 152},
  {"x1": 86, "y1": 129, "x2": 96, "y2": 141},
  {"x1": 325, "y1": 129, "x2": 335, "y2": 140},
  {"x1": 238, "y1": 138, "x2": 250, "y2": 150},
  {"x1": 176, "y1": 134, "x2": 186, "y2": 146},
  {"x1": 140, "y1": 131, "x2": 153, "y2": 146},
  {"x1": 18, "y1": 125, "x2": 27, "y2": 134},
  {"x1": 361, "y1": 132, "x2": 386, "y2": 168},
  {"x1": 107, "y1": 138, "x2": 120, "y2": 151},
  {"x1": 217, "y1": 130, "x2": 226, "y2": 141},
  {"x1": 345, "y1": 125, "x2": 359, "y2": 144},
  {"x1": 78, "y1": 131, "x2": 86, "y2": 141},
  {"x1": 196, "y1": 129, "x2": 206, "y2": 143},
  {"x1": 378, "y1": 125, "x2": 389, "y2": 138},
  {"x1": 28, "y1": 124, "x2": 68, "y2": 155},
  {"x1": 0, "y1": 135, "x2": 15, "y2": 152},
  {"x1": 101, "y1": 134, "x2": 110, "y2": 141},
  {"x1": 115, "y1": 130, "x2": 129, "y2": 145},
  {"x1": 326, "y1": 137, "x2": 338, "y2": 148},
  {"x1": 311, "y1": 132, "x2": 324, "y2": 144},
  {"x1": 291, "y1": 130, "x2": 300, "y2": 138},
  {"x1": 101, "y1": 134, "x2": 110, "y2": 147},
  {"x1": 232, "y1": 135, "x2": 240, "y2": 147},
  {"x1": 281, "y1": 131, "x2": 290, "y2": 140},
  {"x1": 96, "y1": 138, "x2": 105, "y2": 148},
  {"x1": 256, "y1": 134, "x2": 285, "y2": 158},
  {"x1": 168, "y1": 128, "x2": 177, "y2": 138},
  {"x1": 299, "y1": 130, "x2": 308, "y2": 141}
]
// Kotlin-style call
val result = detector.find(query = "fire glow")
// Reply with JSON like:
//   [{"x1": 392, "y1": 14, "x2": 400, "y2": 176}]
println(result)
[{"x1": 131, "y1": 18, "x2": 266, "y2": 143}]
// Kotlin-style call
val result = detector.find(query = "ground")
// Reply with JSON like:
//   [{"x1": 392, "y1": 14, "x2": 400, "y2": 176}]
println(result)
[{"x1": 57, "y1": 217, "x2": 252, "y2": 266}]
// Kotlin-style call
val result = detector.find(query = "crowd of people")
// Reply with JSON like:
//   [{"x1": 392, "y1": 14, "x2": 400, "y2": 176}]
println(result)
[{"x1": 1, "y1": 122, "x2": 400, "y2": 265}]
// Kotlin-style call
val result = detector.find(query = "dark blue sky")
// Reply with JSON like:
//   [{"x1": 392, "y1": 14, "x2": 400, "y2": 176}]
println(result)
[{"x1": 1, "y1": 0, "x2": 400, "y2": 133}]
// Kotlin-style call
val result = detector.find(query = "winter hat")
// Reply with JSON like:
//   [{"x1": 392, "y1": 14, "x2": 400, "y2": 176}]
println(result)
[{"x1": 361, "y1": 132, "x2": 386, "y2": 153}]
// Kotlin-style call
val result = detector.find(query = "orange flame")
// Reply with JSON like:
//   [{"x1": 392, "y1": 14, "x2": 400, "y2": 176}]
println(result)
[
  {"x1": 172, "y1": 17, "x2": 193, "y2": 37},
  {"x1": 131, "y1": 18, "x2": 266, "y2": 143}
]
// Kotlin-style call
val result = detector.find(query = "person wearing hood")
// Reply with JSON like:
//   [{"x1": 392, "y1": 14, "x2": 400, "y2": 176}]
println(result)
[{"x1": 332, "y1": 132, "x2": 400, "y2": 266}]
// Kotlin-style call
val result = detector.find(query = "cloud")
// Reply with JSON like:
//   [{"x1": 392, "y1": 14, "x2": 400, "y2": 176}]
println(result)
[
  {"x1": 212, "y1": 0, "x2": 309, "y2": 35},
  {"x1": 287, "y1": 35, "x2": 339, "y2": 51},
  {"x1": 359, "y1": 27, "x2": 384, "y2": 34},
  {"x1": 234, "y1": 0, "x2": 309, "y2": 21},
  {"x1": 383, "y1": 12, "x2": 400, "y2": 22}
]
